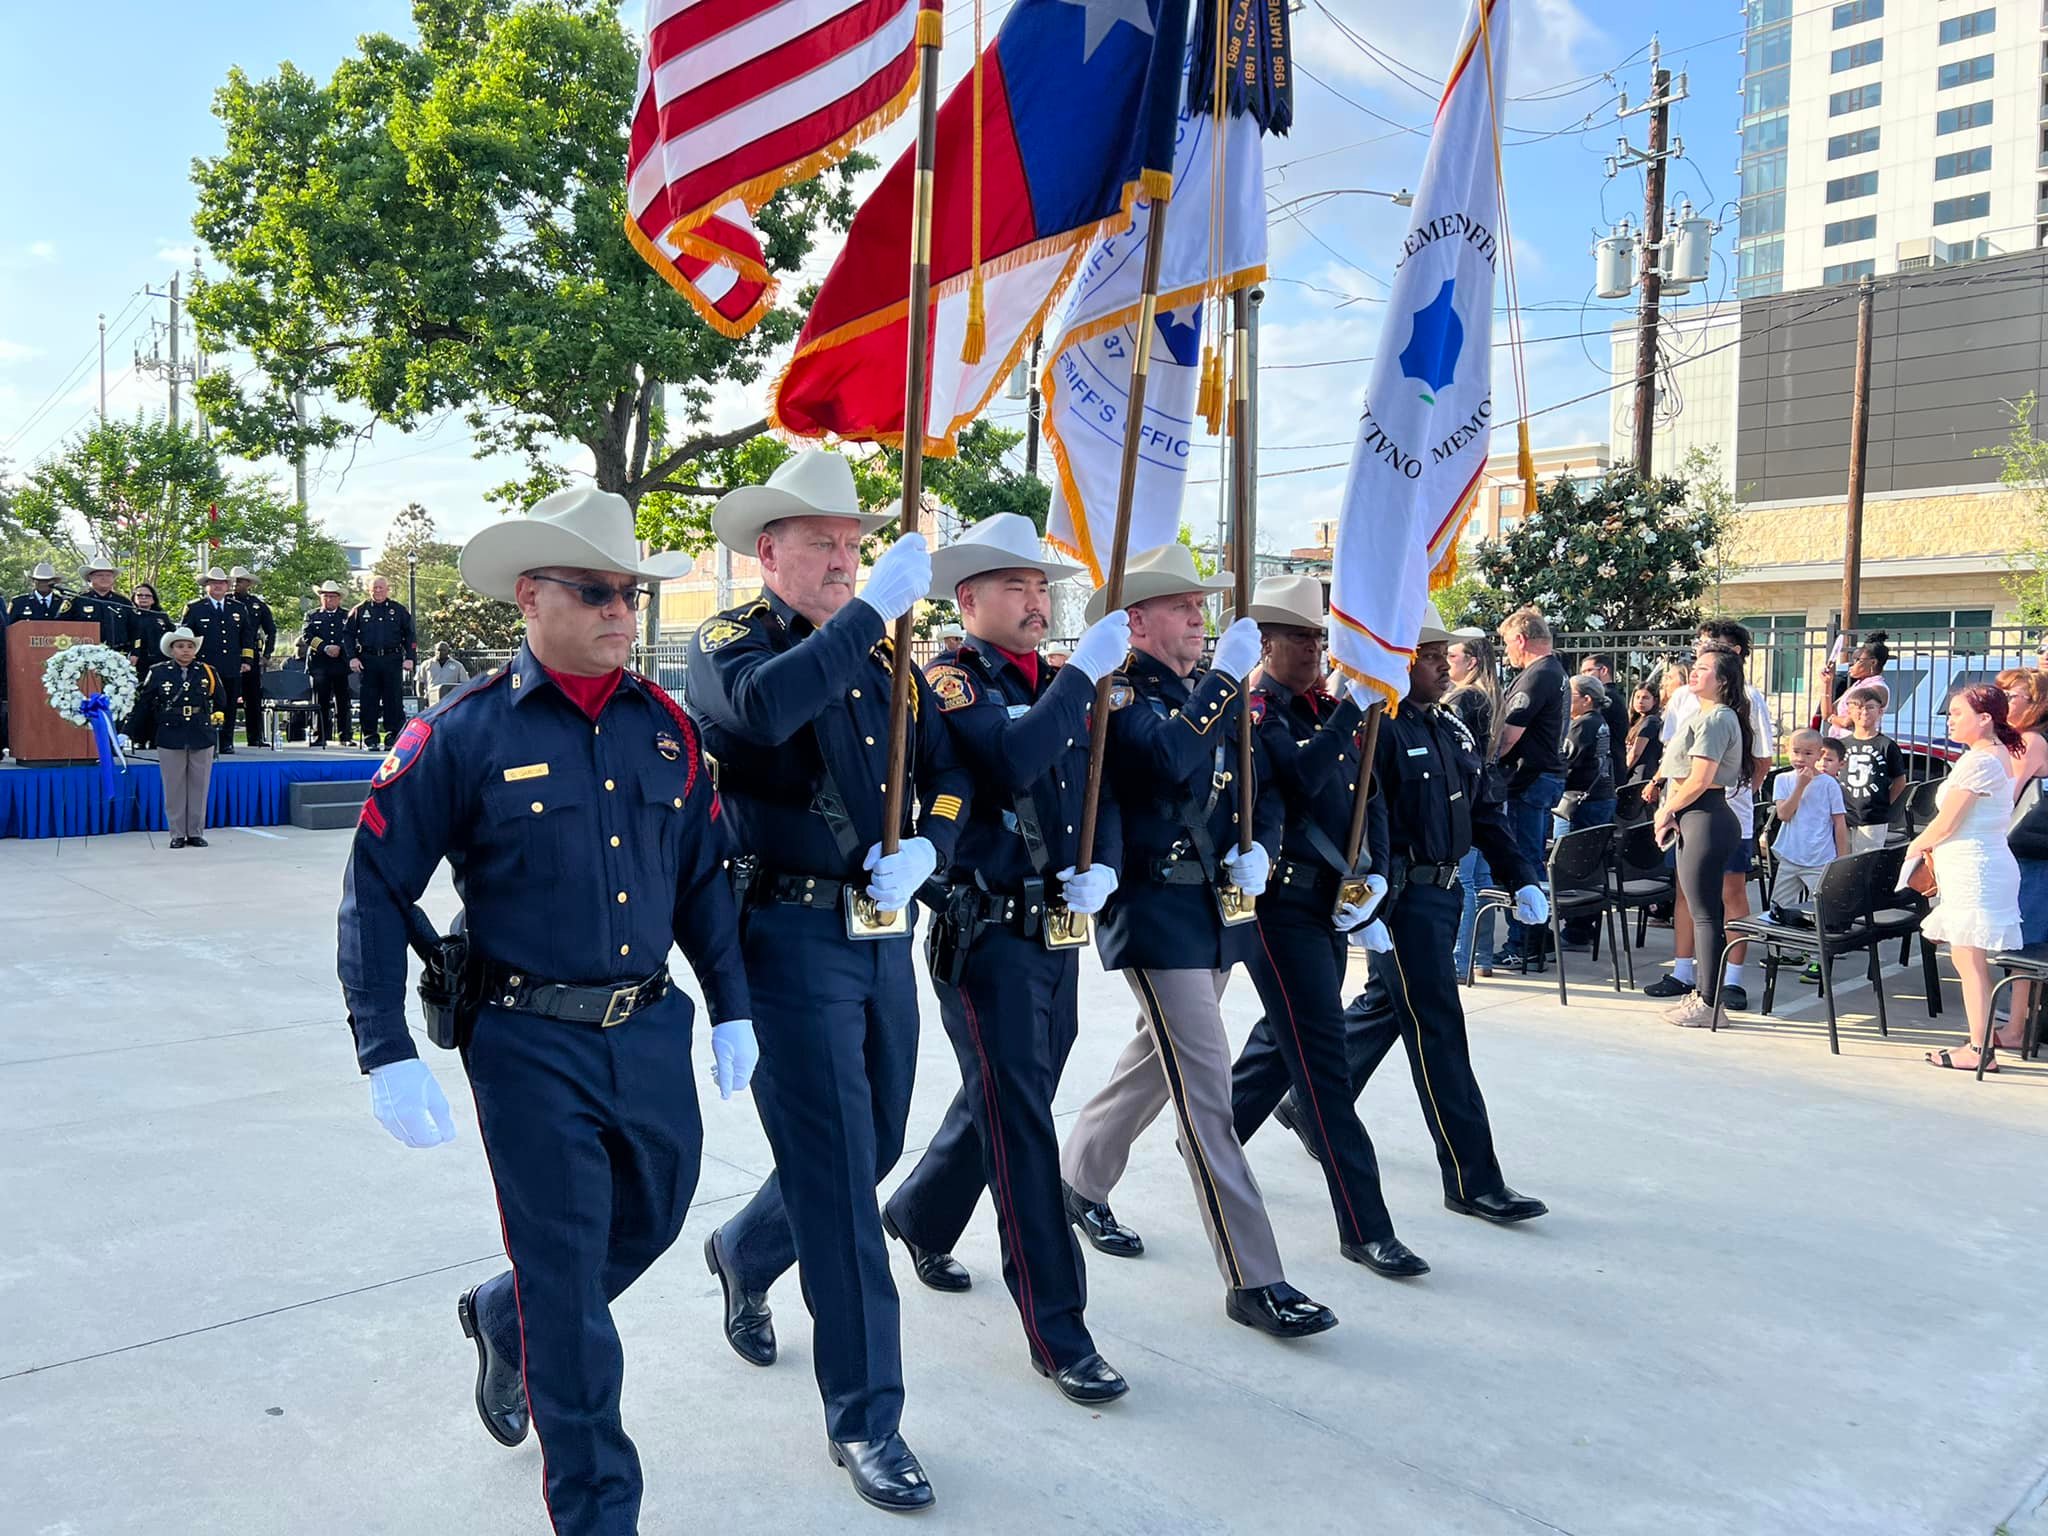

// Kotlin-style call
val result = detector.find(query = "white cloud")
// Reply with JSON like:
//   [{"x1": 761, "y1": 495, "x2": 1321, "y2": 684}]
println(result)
[
  {"x1": 0, "y1": 339, "x2": 40, "y2": 364},
  {"x1": 26, "y1": 240, "x2": 56, "y2": 262},
  {"x1": 155, "y1": 244, "x2": 198, "y2": 266}
]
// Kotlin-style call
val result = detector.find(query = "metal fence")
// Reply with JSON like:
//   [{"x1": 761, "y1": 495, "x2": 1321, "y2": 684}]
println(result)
[{"x1": 1550, "y1": 624, "x2": 2043, "y2": 778}]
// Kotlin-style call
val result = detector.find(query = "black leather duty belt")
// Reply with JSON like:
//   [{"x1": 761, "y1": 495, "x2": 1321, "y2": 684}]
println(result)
[
  {"x1": 359, "y1": 646, "x2": 407, "y2": 657},
  {"x1": 479, "y1": 963, "x2": 670, "y2": 1028},
  {"x1": 748, "y1": 869, "x2": 853, "y2": 910},
  {"x1": 1398, "y1": 860, "x2": 1462, "y2": 891},
  {"x1": 1271, "y1": 856, "x2": 1339, "y2": 896},
  {"x1": 960, "y1": 885, "x2": 1049, "y2": 938}
]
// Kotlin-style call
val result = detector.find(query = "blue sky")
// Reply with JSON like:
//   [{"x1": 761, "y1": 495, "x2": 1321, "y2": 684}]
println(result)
[{"x1": 0, "y1": 0, "x2": 1749, "y2": 559}]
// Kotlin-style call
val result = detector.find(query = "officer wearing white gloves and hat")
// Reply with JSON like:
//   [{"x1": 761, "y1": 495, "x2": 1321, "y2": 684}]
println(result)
[{"x1": 337, "y1": 484, "x2": 756, "y2": 1535}]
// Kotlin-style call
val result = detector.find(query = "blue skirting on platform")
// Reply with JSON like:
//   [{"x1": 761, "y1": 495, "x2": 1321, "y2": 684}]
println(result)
[{"x1": 0, "y1": 756, "x2": 376, "y2": 839}]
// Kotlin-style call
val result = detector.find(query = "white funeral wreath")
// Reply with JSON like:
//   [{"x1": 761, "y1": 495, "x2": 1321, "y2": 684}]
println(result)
[{"x1": 43, "y1": 639, "x2": 139, "y2": 725}]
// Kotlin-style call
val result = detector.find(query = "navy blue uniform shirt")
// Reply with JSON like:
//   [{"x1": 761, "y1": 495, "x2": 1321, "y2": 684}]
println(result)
[
  {"x1": 179, "y1": 596, "x2": 251, "y2": 672},
  {"x1": 59, "y1": 589, "x2": 132, "y2": 650},
  {"x1": 8, "y1": 589, "x2": 64, "y2": 623},
  {"x1": 1367, "y1": 699, "x2": 1536, "y2": 892},
  {"x1": 131, "y1": 660, "x2": 227, "y2": 751},
  {"x1": 1095, "y1": 647, "x2": 1283, "y2": 972},
  {"x1": 300, "y1": 607, "x2": 351, "y2": 670},
  {"x1": 337, "y1": 641, "x2": 749, "y2": 1073},
  {"x1": 1251, "y1": 675, "x2": 1369, "y2": 895},
  {"x1": 347, "y1": 599, "x2": 417, "y2": 662},
  {"x1": 926, "y1": 637, "x2": 1121, "y2": 892},
  {"x1": 232, "y1": 592, "x2": 278, "y2": 660},
  {"x1": 685, "y1": 590, "x2": 970, "y2": 877}
]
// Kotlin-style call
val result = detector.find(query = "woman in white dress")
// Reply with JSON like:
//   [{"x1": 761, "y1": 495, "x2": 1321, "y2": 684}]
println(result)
[{"x1": 1910, "y1": 684, "x2": 2026, "y2": 1071}]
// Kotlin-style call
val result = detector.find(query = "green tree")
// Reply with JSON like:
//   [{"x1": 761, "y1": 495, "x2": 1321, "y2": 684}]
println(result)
[
  {"x1": 187, "y1": 0, "x2": 863, "y2": 519},
  {"x1": 373, "y1": 502, "x2": 463, "y2": 643},
  {"x1": 424, "y1": 580, "x2": 524, "y2": 661},
  {"x1": 1981, "y1": 392, "x2": 2048, "y2": 628},
  {"x1": 14, "y1": 416, "x2": 226, "y2": 595},
  {"x1": 213, "y1": 479, "x2": 351, "y2": 617},
  {"x1": 1435, "y1": 570, "x2": 1500, "y2": 630}
]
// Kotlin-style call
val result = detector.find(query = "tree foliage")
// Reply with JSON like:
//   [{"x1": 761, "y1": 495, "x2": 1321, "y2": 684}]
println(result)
[
  {"x1": 424, "y1": 580, "x2": 525, "y2": 659},
  {"x1": 1466, "y1": 449, "x2": 1736, "y2": 635},
  {"x1": 187, "y1": 0, "x2": 864, "y2": 513},
  {"x1": 373, "y1": 501, "x2": 463, "y2": 642},
  {"x1": 1982, "y1": 392, "x2": 2048, "y2": 629}
]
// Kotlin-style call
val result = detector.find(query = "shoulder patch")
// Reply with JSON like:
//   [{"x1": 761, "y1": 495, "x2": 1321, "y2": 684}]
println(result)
[
  {"x1": 697, "y1": 617, "x2": 749, "y2": 652},
  {"x1": 927, "y1": 663, "x2": 977, "y2": 712},
  {"x1": 1108, "y1": 679, "x2": 1135, "y2": 711},
  {"x1": 1248, "y1": 694, "x2": 1268, "y2": 724},
  {"x1": 373, "y1": 717, "x2": 433, "y2": 788}
]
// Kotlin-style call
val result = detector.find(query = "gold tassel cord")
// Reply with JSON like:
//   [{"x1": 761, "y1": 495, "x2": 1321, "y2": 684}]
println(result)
[{"x1": 961, "y1": 0, "x2": 988, "y2": 364}]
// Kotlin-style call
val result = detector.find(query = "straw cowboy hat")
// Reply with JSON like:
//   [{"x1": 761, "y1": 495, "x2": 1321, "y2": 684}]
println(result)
[
  {"x1": 1415, "y1": 600, "x2": 1456, "y2": 646},
  {"x1": 161, "y1": 626, "x2": 201, "y2": 657},
  {"x1": 712, "y1": 448, "x2": 896, "y2": 557},
  {"x1": 315, "y1": 580, "x2": 346, "y2": 595},
  {"x1": 1223, "y1": 573, "x2": 1327, "y2": 631},
  {"x1": 1082, "y1": 542, "x2": 1233, "y2": 623},
  {"x1": 229, "y1": 566, "x2": 253, "y2": 582},
  {"x1": 459, "y1": 486, "x2": 668, "y2": 603},
  {"x1": 30, "y1": 560, "x2": 57, "y2": 581},
  {"x1": 926, "y1": 512, "x2": 1083, "y2": 598},
  {"x1": 82, "y1": 556, "x2": 116, "y2": 575},
  {"x1": 203, "y1": 566, "x2": 229, "y2": 583}
]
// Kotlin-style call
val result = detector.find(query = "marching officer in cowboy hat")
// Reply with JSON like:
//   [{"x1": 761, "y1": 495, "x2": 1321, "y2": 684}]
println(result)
[
  {"x1": 1224, "y1": 574, "x2": 1430, "y2": 1279},
  {"x1": 180, "y1": 567, "x2": 252, "y2": 754},
  {"x1": 337, "y1": 485, "x2": 757, "y2": 1536},
  {"x1": 300, "y1": 581, "x2": 355, "y2": 746},
  {"x1": 228, "y1": 566, "x2": 277, "y2": 746},
  {"x1": 878, "y1": 513, "x2": 1135, "y2": 1407},
  {"x1": 689, "y1": 447, "x2": 969, "y2": 1513},
  {"x1": 58, "y1": 557, "x2": 132, "y2": 650},
  {"x1": 1057, "y1": 544, "x2": 1340, "y2": 1340},
  {"x1": 1235, "y1": 601, "x2": 1553, "y2": 1228}
]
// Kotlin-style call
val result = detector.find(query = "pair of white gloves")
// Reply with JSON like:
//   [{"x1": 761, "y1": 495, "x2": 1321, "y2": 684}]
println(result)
[{"x1": 1329, "y1": 872, "x2": 1550, "y2": 951}]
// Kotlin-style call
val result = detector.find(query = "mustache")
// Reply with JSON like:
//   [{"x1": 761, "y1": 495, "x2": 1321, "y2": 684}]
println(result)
[{"x1": 822, "y1": 572, "x2": 854, "y2": 587}]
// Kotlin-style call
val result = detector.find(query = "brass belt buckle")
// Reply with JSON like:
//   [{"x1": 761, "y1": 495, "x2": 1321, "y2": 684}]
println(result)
[
  {"x1": 1216, "y1": 881, "x2": 1258, "y2": 926},
  {"x1": 1042, "y1": 903, "x2": 1091, "y2": 950},
  {"x1": 845, "y1": 885, "x2": 910, "y2": 941},
  {"x1": 599, "y1": 983, "x2": 639, "y2": 1028},
  {"x1": 1335, "y1": 874, "x2": 1372, "y2": 916}
]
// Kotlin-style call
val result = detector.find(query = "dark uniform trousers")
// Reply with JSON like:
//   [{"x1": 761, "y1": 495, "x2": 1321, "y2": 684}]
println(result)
[
  {"x1": 464, "y1": 987, "x2": 701, "y2": 1536},
  {"x1": 720, "y1": 902, "x2": 919, "y2": 1442},
  {"x1": 359, "y1": 656, "x2": 406, "y2": 746},
  {"x1": 1230, "y1": 888, "x2": 1396, "y2": 1246},
  {"x1": 885, "y1": 928, "x2": 1092, "y2": 1372},
  {"x1": 313, "y1": 667, "x2": 353, "y2": 743}
]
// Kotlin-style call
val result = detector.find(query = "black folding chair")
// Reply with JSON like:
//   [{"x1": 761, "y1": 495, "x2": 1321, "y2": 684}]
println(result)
[
  {"x1": 1985, "y1": 943, "x2": 2048, "y2": 1080},
  {"x1": 1605, "y1": 821, "x2": 1676, "y2": 988},
  {"x1": 1902, "y1": 778, "x2": 1944, "y2": 839},
  {"x1": 1859, "y1": 842, "x2": 1943, "y2": 1017},
  {"x1": 1715, "y1": 847, "x2": 1897, "y2": 1052},
  {"x1": 1543, "y1": 824, "x2": 1620, "y2": 1006},
  {"x1": 1614, "y1": 781, "x2": 1649, "y2": 827}
]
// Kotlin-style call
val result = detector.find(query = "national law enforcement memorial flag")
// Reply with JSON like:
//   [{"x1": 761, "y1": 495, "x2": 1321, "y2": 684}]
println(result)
[
  {"x1": 1328, "y1": 0, "x2": 1515, "y2": 711},
  {"x1": 1042, "y1": 95, "x2": 1265, "y2": 582}
]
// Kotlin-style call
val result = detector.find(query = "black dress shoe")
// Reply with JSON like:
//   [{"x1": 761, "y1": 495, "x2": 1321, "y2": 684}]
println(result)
[
  {"x1": 1340, "y1": 1236, "x2": 1431, "y2": 1278},
  {"x1": 167, "y1": 837, "x2": 187, "y2": 850},
  {"x1": 881, "y1": 1208, "x2": 971, "y2": 1292},
  {"x1": 704, "y1": 1228, "x2": 776, "y2": 1366},
  {"x1": 1273, "y1": 1094, "x2": 1325, "y2": 1164},
  {"x1": 1062, "y1": 1182, "x2": 1143, "y2": 1258},
  {"x1": 1032, "y1": 1350, "x2": 1129, "y2": 1405},
  {"x1": 1445, "y1": 1187, "x2": 1550, "y2": 1225},
  {"x1": 456, "y1": 1285, "x2": 530, "y2": 1447},
  {"x1": 1226, "y1": 1283, "x2": 1338, "y2": 1338},
  {"x1": 218, "y1": 744, "x2": 237, "y2": 755},
  {"x1": 185, "y1": 836, "x2": 209, "y2": 848},
  {"x1": 827, "y1": 1432, "x2": 935, "y2": 1512}
]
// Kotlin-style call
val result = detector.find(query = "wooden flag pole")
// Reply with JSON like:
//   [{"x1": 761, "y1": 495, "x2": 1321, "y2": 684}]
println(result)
[
  {"x1": 1229, "y1": 287, "x2": 1254, "y2": 855},
  {"x1": 1072, "y1": 185, "x2": 1176, "y2": 874},
  {"x1": 866, "y1": 37, "x2": 943, "y2": 930},
  {"x1": 1338, "y1": 705, "x2": 1384, "y2": 908}
]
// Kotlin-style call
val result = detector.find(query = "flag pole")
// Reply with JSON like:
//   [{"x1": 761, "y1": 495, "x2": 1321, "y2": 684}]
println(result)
[
  {"x1": 1338, "y1": 706, "x2": 1383, "y2": 910},
  {"x1": 1073, "y1": 185, "x2": 1176, "y2": 874},
  {"x1": 871, "y1": 36, "x2": 944, "y2": 924},
  {"x1": 1228, "y1": 287, "x2": 1254, "y2": 854}
]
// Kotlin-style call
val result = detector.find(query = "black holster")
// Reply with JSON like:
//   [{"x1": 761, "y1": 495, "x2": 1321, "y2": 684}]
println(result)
[
  {"x1": 926, "y1": 883, "x2": 984, "y2": 986},
  {"x1": 410, "y1": 908, "x2": 480, "y2": 1050}
]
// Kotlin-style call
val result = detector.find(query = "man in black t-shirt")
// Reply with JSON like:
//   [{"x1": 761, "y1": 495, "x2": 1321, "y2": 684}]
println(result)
[
  {"x1": 1839, "y1": 692, "x2": 1906, "y2": 852},
  {"x1": 1494, "y1": 607, "x2": 1568, "y2": 962},
  {"x1": 1580, "y1": 653, "x2": 1631, "y2": 788}
]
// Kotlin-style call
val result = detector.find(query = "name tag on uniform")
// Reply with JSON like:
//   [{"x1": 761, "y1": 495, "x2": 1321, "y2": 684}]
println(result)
[
  {"x1": 1407, "y1": 746, "x2": 1430, "y2": 757},
  {"x1": 1007, "y1": 704, "x2": 1030, "y2": 719},
  {"x1": 503, "y1": 763, "x2": 550, "y2": 782}
]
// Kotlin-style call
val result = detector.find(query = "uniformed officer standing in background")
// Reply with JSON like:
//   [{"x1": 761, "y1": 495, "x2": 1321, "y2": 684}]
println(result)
[
  {"x1": 689, "y1": 449, "x2": 967, "y2": 1513},
  {"x1": 1226, "y1": 575, "x2": 1428, "y2": 1280},
  {"x1": 878, "y1": 515, "x2": 1133, "y2": 1407},
  {"x1": 338, "y1": 487, "x2": 757, "y2": 1536},
  {"x1": 300, "y1": 580, "x2": 355, "y2": 746},
  {"x1": 347, "y1": 575, "x2": 416, "y2": 750},
  {"x1": 9, "y1": 559, "x2": 65, "y2": 623},
  {"x1": 59, "y1": 558, "x2": 131, "y2": 650},
  {"x1": 1057, "y1": 544, "x2": 1339, "y2": 1341},
  {"x1": 229, "y1": 567, "x2": 277, "y2": 746},
  {"x1": 1237, "y1": 604, "x2": 1553, "y2": 1227},
  {"x1": 180, "y1": 568, "x2": 252, "y2": 755}
]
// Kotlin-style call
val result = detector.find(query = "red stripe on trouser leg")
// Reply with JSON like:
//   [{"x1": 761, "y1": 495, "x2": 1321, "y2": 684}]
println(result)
[
  {"x1": 1255, "y1": 924, "x2": 1367, "y2": 1244},
  {"x1": 958, "y1": 979, "x2": 1053, "y2": 1371}
]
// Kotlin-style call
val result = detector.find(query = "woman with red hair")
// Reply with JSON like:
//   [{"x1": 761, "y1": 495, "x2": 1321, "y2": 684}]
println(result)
[{"x1": 1911, "y1": 685, "x2": 2027, "y2": 1070}]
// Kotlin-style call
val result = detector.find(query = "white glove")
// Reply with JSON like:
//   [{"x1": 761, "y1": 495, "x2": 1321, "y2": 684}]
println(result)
[
  {"x1": 711, "y1": 1019, "x2": 759, "y2": 1100},
  {"x1": 1514, "y1": 883, "x2": 1550, "y2": 926},
  {"x1": 863, "y1": 835, "x2": 939, "y2": 910},
  {"x1": 1065, "y1": 611, "x2": 1132, "y2": 684},
  {"x1": 1209, "y1": 617, "x2": 1262, "y2": 682},
  {"x1": 1348, "y1": 919, "x2": 1394, "y2": 952},
  {"x1": 1221, "y1": 840, "x2": 1270, "y2": 897},
  {"x1": 1332, "y1": 874, "x2": 1388, "y2": 931},
  {"x1": 368, "y1": 1058, "x2": 456, "y2": 1148},
  {"x1": 860, "y1": 532, "x2": 931, "y2": 623},
  {"x1": 1056, "y1": 862, "x2": 1119, "y2": 916}
]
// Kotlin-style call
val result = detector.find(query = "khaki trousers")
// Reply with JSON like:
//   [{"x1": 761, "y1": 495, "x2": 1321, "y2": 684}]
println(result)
[
  {"x1": 1060, "y1": 967, "x2": 1285, "y2": 1290},
  {"x1": 160, "y1": 747, "x2": 214, "y2": 839}
]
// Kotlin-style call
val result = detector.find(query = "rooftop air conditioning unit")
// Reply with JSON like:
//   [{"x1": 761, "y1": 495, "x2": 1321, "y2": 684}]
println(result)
[{"x1": 1896, "y1": 237, "x2": 1934, "y2": 271}]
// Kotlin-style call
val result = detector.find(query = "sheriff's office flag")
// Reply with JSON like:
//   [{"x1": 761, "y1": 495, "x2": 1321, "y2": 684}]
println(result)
[
  {"x1": 1329, "y1": 0, "x2": 1511, "y2": 711},
  {"x1": 627, "y1": 0, "x2": 942, "y2": 337},
  {"x1": 772, "y1": 0, "x2": 1192, "y2": 451},
  {"x1": 1042, "y1": 95, "x2": 1265, "y2": 582}
]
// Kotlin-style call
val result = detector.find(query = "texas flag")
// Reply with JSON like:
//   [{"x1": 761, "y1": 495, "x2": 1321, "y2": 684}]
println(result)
[{"x1": 772, "y1": 0, "x2": 1193, "y2": 451}]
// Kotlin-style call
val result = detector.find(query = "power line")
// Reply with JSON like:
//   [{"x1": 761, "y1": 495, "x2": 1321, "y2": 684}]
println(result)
[{"x1": 1, "y1": 290, "x2": 146, "y2": 454}]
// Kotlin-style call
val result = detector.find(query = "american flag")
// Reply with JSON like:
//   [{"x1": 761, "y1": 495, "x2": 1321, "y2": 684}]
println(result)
[{"x1": 627, "y1": 0, "x2": 945, "y2": 337}]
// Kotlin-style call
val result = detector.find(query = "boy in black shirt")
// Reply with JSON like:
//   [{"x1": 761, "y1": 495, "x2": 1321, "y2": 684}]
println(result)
[{"x1": 1839, "y1": 692, "x2": 1906, "y2": 851}]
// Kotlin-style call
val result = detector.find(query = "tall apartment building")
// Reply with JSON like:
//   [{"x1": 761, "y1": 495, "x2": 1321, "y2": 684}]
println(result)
[{"x1": 1736, "y1": 0, "x2": 2047, "y2": 297}]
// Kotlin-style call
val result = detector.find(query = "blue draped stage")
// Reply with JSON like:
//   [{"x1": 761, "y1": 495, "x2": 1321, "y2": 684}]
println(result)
[{"x1": 0, "y1": 755, "x2": 377, "y2": 839}]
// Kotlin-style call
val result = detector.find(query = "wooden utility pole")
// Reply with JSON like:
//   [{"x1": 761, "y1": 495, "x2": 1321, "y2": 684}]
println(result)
[
  {"x1": 1023, "y1": 332, "x2": 1043, "y2": 479},
  {"x1": 1629, "y1": 54, "x2": 1670, "y2": 477},
  {"x1": 1840, "y1": 273, "x2": 1876, "y2": 631}
]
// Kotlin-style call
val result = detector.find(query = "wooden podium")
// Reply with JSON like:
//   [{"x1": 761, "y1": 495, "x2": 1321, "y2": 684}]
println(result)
[{"x1": 6, "y1": 622, "x2": 99, "y2": 763}]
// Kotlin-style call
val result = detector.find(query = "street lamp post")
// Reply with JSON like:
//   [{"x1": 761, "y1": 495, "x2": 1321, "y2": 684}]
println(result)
[{"x1": 407, "y1": 551, "x2": 417, "y2": 615}]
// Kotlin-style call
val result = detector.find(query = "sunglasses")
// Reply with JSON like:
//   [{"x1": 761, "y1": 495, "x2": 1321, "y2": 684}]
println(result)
[{"x1": 531, "y1": 574, "x2": 648, "y2": 611}]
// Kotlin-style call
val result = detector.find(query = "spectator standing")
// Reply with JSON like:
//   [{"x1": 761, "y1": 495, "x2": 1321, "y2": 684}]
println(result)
[
  {"x1": 1653, "y1": 647, "x2": 1753, "y2": 1027},
  {"x1": 1839, "y1": 693, "x2": 1906, "y2": 852},
  {"x1": 1914, "y1": 687, "x2": 2026, "y2": 1071},
  {"x1": 1446, "y1": 630, "x2": 1502, "y2": 981},
  {"x1": 1625, "y1": 684, "x2": 1664, "y2": 784},
  {"x1": 1822, "y1": 631, "x2": 1891, "y2": 738},
  {"x1": 1493, "y1": 607, "x2": 1568, "y2": 966},
  {"x1": 1997, "y1": 670, "x2": 2048, "y2": 1043},
  {"x1": 1562, "y1": 675, "x2": 1616, "y2": 831},
  {"x1": 420, "y1": 642, "x2": 470, "y2": 707},
  {"x1": 1579, "y1": 653, "x2": 1631, "y2": 788},
  {"x1": 1768, "y1": 729, "x2": 1848, "y2": 908}
]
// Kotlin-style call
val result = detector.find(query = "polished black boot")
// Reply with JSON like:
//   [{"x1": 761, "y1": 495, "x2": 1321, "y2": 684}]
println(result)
[
  {"x1": 1340, "y1": 1236, "x2": 1431, "y2": 1278},
  {"x1": 1444, "y1": 1186, "x2": 1550, "y2": 1225},
  {"x1": 1062, "y1": 1181, "x2": 1143, "y2": 1258},
  {"x1": 1032, "y1": 1351, "x2": 1129, "y2": 1406},
  {"x1": 828, "y1": 1432, "x2": 936, "y2": 1512},
  {"x1": 704, "y1": 1228, "x2": 776, "y2": 1366},
  {"x1": 881, "y1": 1208, "x2": 971, "y2": 1292},
  {"x1": 1224, "y1": 1283, "x2": 1339, "y2": 1339},
  {"x1": 456, "y1": 1285, "x2": 529, "y2": 1447},
  {"x1": 1273, "y1": 1094, "x2": 1324, "y2": 1164}
]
